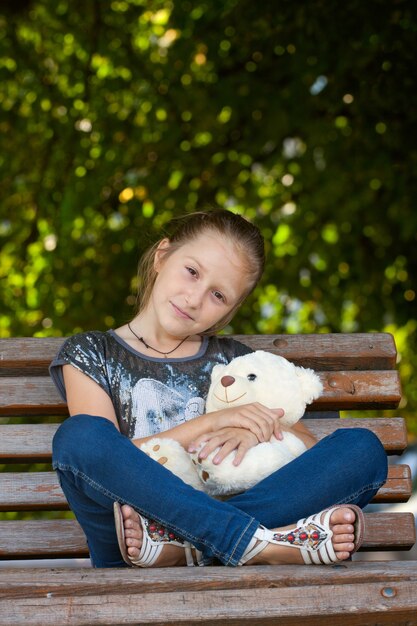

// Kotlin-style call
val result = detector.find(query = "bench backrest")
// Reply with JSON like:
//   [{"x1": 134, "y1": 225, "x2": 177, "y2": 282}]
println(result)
[{"x1": 0, "y1": 333, "x2": 415, "y2": 561}]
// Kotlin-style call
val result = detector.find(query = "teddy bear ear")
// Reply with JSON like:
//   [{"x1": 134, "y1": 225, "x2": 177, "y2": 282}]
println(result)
[{"x1": 295, "y1": 366, "x2": 323, "y2": 403}]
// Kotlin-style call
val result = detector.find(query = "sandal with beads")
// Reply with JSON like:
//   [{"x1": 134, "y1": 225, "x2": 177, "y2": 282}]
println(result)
[
  {"x1": 238, "y1": 504, "x2": 365, "y2": 565},
  {"x1": 113, "y1": 501, "x2": 204, "y2": 567}
]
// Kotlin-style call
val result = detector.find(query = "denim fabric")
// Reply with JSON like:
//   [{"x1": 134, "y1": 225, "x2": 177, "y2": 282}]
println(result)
[{"x1": 52, "y1": 414, "x2": 388, "y2": 568}]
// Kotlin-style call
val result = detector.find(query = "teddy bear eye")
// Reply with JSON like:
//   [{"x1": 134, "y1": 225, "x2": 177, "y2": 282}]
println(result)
[{"x1": 247, "y1": 373, "x2": 257, "y2": 381}]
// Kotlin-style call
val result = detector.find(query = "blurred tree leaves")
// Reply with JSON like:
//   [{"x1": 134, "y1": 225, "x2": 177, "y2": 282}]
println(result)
[{"x1": 0, "y1": 0, "x2": 416, "y2": 433}]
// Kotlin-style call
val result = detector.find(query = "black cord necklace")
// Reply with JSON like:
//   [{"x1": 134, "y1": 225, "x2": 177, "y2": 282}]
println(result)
[{"x1": 127, "y1": 322, "x2": 190, "y2": 358}]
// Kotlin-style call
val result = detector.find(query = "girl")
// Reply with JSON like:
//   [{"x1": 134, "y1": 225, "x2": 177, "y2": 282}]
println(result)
[{"x1": 50, "y1": 209, "x2": 387, "y2": 568}]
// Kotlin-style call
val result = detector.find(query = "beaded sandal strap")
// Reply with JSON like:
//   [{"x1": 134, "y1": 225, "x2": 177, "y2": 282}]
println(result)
[
  {"x1": 238, "y1": 505, "x2": 364, "y2": 567},
  {"x1": 238, "y1": 514, "x2": 333, "y2": 566}
]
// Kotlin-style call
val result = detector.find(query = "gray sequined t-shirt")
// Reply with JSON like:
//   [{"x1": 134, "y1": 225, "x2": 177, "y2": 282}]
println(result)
[{"x1": 49, "y1": 330, "x2": 252, "y2": 439}]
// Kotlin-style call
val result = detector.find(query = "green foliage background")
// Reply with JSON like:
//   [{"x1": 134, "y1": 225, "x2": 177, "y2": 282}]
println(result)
[{"x1": 1, "y1": 0, "x2": 416, "y2": 434}]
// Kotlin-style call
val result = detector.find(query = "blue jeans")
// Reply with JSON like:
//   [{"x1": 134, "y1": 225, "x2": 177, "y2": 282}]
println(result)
[{"x1": 52, "y1": 414, "x2": 388, "y2": 567}]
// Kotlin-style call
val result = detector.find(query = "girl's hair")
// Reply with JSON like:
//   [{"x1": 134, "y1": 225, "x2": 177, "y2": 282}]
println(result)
[{"x1": 135, "y1": 209, "x2": 265, "y2": 334}]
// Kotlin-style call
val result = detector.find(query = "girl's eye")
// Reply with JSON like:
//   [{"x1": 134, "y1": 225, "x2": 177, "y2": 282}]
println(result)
[
  {"x1": 186, "y1": 267, "x2": 197, "y2": 277},
  {"x1": 247, "y1": 373, "x2": 257, "y2": 381},
  {"x1": 213, "y1": 291, "x2": 225, "y2": 302}
]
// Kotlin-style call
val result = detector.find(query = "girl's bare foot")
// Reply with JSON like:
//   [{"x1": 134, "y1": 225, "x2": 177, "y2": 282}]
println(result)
[
  {"x1": 120, "y1": 504, "x2": 187, "y2": 567},
  {"x1": 245, "y1": 506, "x2": 357, "y2": 565}
]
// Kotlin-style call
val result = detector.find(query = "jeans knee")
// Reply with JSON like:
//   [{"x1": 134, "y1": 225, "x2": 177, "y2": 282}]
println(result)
[
  {"x1": 52, "y1": 414, "x2": 115, "y2": 467},
  {"x1": 336, "y1": 427, "x2": 388, "y2": 482}
]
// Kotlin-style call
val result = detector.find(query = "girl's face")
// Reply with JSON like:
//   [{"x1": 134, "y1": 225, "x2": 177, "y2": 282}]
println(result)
[{"x1": 149, "y1": 231, "x2": 250, "y2": 338}]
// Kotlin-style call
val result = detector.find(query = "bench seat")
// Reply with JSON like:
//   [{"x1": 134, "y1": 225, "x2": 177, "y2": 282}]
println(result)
[{"x1": 1, "y1": 333, "x2": 416, "y2": 624}]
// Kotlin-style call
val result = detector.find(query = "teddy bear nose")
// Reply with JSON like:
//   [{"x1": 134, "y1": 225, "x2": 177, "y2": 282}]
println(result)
[{"x1": 221, "y1": 376, "x2": 235, "y2": 388}]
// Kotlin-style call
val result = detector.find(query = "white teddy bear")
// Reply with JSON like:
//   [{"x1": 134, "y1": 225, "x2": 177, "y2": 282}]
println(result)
[{"x1": 140, "y1": 350, "x2": 323, "y2": 496}]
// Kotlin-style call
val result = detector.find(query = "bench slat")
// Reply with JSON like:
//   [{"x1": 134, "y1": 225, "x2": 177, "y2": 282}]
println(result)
[
  {"x1": 0, "y1": 465, "x2": 411, "y2": 510},
  {"x1": 0, "y1": 423, "x2": 59, "y2": 461},
  {"x1": 0, "y1": 378, "x2": 66, "y2": 416},
  {"x1": 0, "y1": 338, "x2": 64, "y2": 377},
  {"x1": 2, "y1": 582, "x2": 417, "y2": 626},
  {"x1": 0, "y1": 371, "x2": 401, "y2": 416},
  {"x1": 316, "y1": 370, "x2": 401, "y2": 409},
  {"x1": 0, "y1": 418, "x2": 409, "y2": 461},
  {"x1": 307, "y1": 417, "x2": 408, "y2": 454},
  {"x1": 237, "y1": 332, "x2": 398, "y2": 370},
  {"x1": 0, "y1": 519, "x2": 87, "y2": 558},
  {"x1": 0, "y1": 333, "x2": 397, "y2": 376},
  {"x1": 5, "y1": 583, "x2": 416, "y2": 626},
  {"x1": 0, "y1": 562, "x2": 417, "y2": 626},
  {"x1": 0, "y1": 473, "x2": 68, "y2": 511},
  {"x1": 375, "y1": 464, "x2": 412, "y2": 502},
  {"x1": 0, "y1": 513, "x2": 414, "y2": 559},
  {"x1": 1, "y1": 560, "x2": 416, "y2": 592}
]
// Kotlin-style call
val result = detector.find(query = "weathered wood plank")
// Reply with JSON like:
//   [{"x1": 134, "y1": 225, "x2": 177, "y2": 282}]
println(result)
[
  {"x1": 315, "y1": 370, "x2": 401, "y2": 409},
  {"x1": 0, "y1": 423, "x2": 59, "y2": 461},
  {"x1": 1, "y1": 587, "x2": 416, "y2": 626},
  {"x1": 0, "y1": 513, "x2": 415, "y2": 559},
  {"x1": 364, "y1": 512, "x2": 416, "y2": 550},
  {"x1": 0, "y1": 519, "x2": 88, "y2": 558},
  {"x1": 0, "y1": 333, "x2": 397, "y2": 376},
  {"x1": 237, "y1": 332, "x2": 398, "y2": 371},
  {"x1": 0, "y1": 473, "x2": 68, "y2": 511},
  {"x1": 373, "y1": 464, "x2": 412, "y2": 503},
  {"x1": 2, "y1": 560, "x2": 416, "y2": 594},
  {"x1": 0, "y1": 337, "x2": 64, "y2": 377},
  {"x1": 0, "y1": 562, "x2": 416, "y2": 626},
  {"x1": 0, "y1": 377, "x2": 66, "y2": 416},
  {"x1": 0, "y1": 418, "x2": 409, "y2": 461},
  {"x1": 305, "y1": 417, "x2": 408, "y2": 454},
  {"x1": 0, "y1": 370, "x2": 402, "y2": 416}
]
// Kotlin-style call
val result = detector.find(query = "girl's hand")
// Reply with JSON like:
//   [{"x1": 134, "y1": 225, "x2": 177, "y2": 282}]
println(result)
[
  {"x1": 207, "y1": 403, "x2": 285, "y2": 443},
  {"x1": 189, "y1": 427, "x2": 259, "y2": 466}
]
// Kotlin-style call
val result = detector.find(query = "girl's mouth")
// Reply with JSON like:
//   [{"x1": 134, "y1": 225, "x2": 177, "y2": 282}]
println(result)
[{"x1": 171, "y1": 302, "x2": 193, "y2": 320}]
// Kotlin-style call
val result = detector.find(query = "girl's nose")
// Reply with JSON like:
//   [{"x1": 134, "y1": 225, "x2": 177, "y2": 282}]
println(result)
[{"x1": 185, "y1": 287, "x2": 204, "y2": 308}]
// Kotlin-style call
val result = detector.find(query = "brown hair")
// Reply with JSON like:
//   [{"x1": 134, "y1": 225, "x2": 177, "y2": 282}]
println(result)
[{"x1": 135, "y1": 209, "x2": 265, "y2": 334}]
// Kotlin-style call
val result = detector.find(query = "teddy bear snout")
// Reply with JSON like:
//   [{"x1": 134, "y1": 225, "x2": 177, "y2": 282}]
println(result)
[{"x1": 221, "y1": 375, "x2": 235, "y2": 388}]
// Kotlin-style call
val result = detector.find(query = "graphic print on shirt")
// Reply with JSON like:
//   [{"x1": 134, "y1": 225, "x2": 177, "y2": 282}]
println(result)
[{"x1": 131, "y1": 378, "x2": 205, "y2": 439}]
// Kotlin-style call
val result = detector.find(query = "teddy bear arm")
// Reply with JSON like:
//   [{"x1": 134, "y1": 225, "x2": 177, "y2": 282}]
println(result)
[{"x1": 140, "y1": 438, "x2": 205, "y2": 491}]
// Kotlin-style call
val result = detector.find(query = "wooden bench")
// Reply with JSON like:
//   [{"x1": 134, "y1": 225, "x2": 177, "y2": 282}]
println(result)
[{"x1": 1, "y1": 333, "x2": 416, "y2": 625}]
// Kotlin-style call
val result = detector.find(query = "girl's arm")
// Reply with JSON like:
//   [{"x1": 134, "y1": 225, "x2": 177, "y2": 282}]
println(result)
[
  {"x1": 63, "y1": 365, "x2": 209, "y2": 444},
  {"x1": 291, "y1": 420, "x2": 317, "y2": 448},
  {"x1": 63, "y1": 364, "x2": 119, "y2": 426},
  {"x1": 62, "y1": 365, "x2": 284, "y2": 449}
]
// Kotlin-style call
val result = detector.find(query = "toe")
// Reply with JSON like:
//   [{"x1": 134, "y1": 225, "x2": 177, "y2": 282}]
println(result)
[
  {"x1": 126, "y1": 536, "x2": 142, "y2": 548},
  {"x1": 125, "y1": 527, "x2": 142, "y2": 539},
  {"x1": 122, "y1": 505, "x2": 141, "y2": 536},
  {"x1": 334, "y1": 549, "x2": 351, "y2": 561},
  {"x1": 332, "y1": 523, "x2": 354, "y2": 535},
  {"x1": 333, "y1": 543, "x2": 353, "y2": 561},
  {"x1": 124, "y1": 517, "x2": 141, "y2": 531},
  {"x1": 330, "y1": 507, "x2": 356, "y2": 526},
  {"x1": 333, "y1": 533, "x2": 354, "y2": 544},
  {"x1": 334, "y1": 540, "x2": 354, "y2": 551},
  {"x1": 127, "y1": 545, "x2": 140, "y2": 558},
  {"x1": 121, "y1": 504, "x2": 136, "y2": 518}
]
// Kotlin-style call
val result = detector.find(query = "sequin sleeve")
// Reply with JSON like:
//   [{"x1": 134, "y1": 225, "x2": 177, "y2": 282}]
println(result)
[{"x1": 49, "y1": 332, "x2": 111, "y2": 402}]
